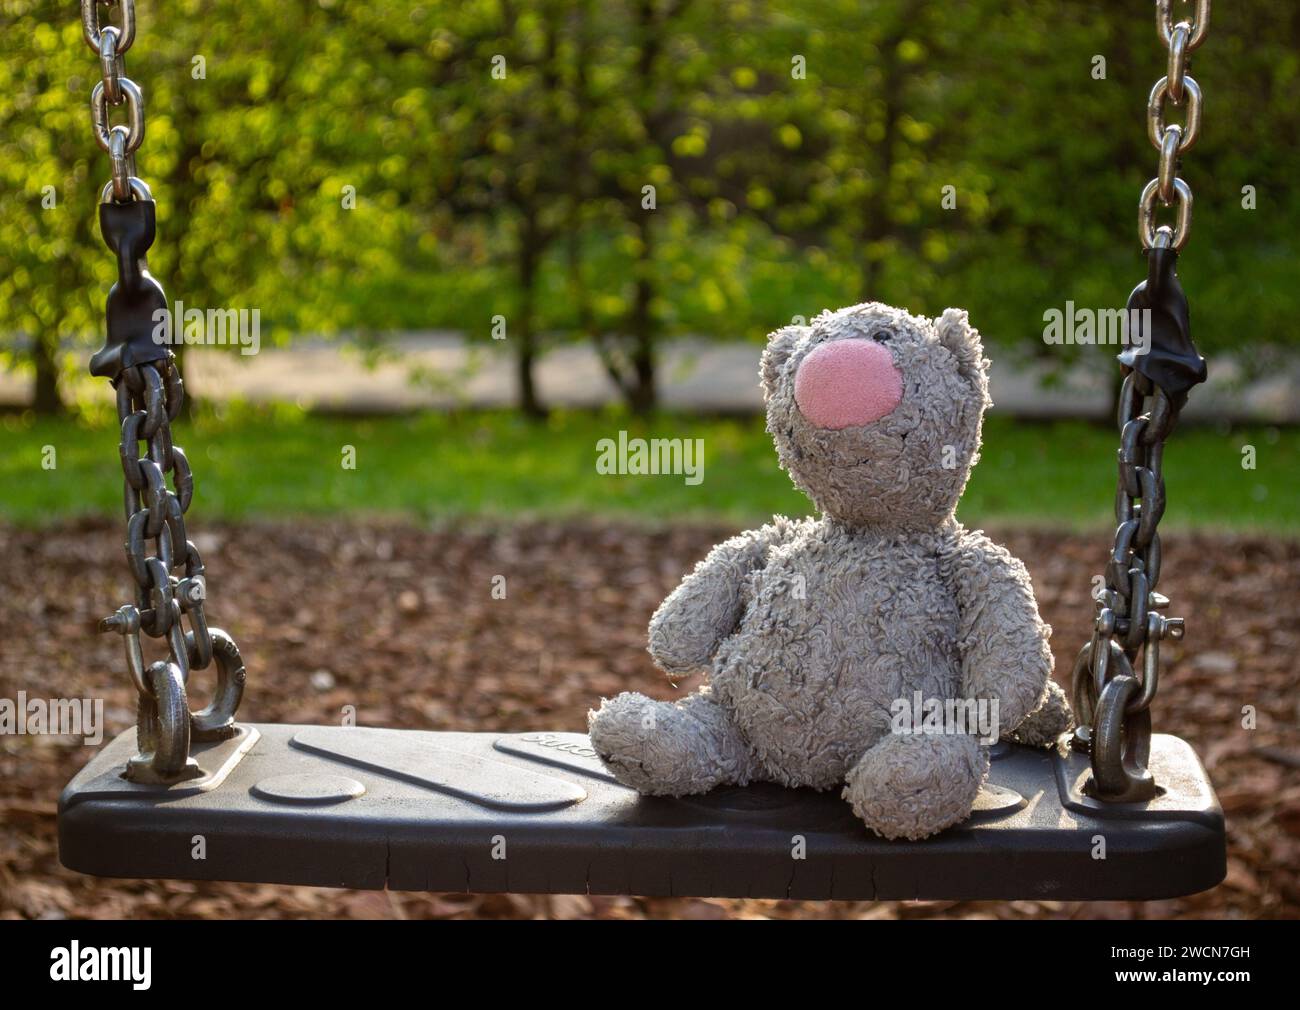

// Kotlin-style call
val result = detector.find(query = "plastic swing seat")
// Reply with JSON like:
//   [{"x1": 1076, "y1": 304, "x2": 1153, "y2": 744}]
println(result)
[{"x1": 59, "y1": 721, "x2": 1225, "y2": 900}]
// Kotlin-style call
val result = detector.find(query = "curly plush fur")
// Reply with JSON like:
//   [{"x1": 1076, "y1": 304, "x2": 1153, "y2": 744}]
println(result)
[{"x1": 589, "y1": 302, "x2": 1072, "y2": 839}]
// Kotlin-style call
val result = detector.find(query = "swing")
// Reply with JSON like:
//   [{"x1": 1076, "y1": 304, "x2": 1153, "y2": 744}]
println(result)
[{"x1": 59, "y1": 0, "x2": 1226, "y2": 901}]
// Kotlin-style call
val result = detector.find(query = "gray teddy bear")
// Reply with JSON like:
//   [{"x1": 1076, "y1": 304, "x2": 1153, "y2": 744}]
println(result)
[{"x1": 588, "y1": 302, "x2": 1072, "y2": 840}]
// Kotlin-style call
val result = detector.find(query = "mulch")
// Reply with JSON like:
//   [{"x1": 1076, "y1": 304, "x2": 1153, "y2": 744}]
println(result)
[{"x1": 1, "y1": 518, "x2": 1296, "y2": 919}]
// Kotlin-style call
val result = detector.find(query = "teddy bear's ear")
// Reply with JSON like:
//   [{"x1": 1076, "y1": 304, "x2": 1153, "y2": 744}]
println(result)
[
  {"x1": 934, "y1": 308, "x2": 986, "y2": 384},
  {"x1": 761, "y1": 324, "x2": 805, "y2": 395}
]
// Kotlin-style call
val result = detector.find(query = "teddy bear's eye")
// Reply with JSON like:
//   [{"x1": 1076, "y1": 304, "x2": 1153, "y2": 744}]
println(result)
[{"x1": 872, "y1": 330, "x2": 892, "y2": 343}]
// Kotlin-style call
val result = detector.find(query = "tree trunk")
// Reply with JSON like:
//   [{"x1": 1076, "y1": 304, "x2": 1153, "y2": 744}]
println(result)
[
  {"x1": 627, "y1": 214, "x2": 658, "y2": 414},
  {"x1": 516, "y1": 219, "x2": 546, "y2": 420},
  {"x1": 861, "y1": 45, "x2": 901, "y2": 299},
  {"x1": 168, "y1": 123, "x2": 205, "y2": 422},
  {"x1": 860, "y1": 2, "x2": 919, "y2": 299},
  {"x1": 31, "y1": 331, "x2": 65, "y2": 415},
  {"x1": 623, "y1": 0, "x2": 664, "y2": 415}
]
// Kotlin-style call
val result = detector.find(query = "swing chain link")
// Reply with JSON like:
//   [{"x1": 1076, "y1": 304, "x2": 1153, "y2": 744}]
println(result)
[
  {"x1": 81, "y1": 0, "x2": 246, "y2": 783},
  {"x1": 1141, "y1": 0, "x2": 1210, "y2": 251},
  {"x1": 82, "y1": 0, "x2": 145, "y2": 204},
  {"x1": 1072, "y1": 371, "x2": 1186, "y2": 801},
  {"x1": 1074, "y1": 1, "x2": 1209, "y2": 802}
]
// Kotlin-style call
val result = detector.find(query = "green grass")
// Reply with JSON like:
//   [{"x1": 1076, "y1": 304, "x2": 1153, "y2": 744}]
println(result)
[{"x1": 0, "y1": 406, "x2": 1295, "y2": 531}]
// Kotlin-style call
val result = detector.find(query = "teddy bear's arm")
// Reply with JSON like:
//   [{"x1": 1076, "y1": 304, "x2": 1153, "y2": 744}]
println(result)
[
  {"x1": 647, "y1": 520, "x2": 792, "y2": 676},
  {"x1": 948, "y1": 530, "x2": 1054, "y2": 733}
]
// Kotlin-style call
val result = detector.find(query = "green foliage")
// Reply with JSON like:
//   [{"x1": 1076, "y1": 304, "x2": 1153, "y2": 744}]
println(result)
[{"x1": 2, "y1": 1, "x2": 1298, "y2": 410}]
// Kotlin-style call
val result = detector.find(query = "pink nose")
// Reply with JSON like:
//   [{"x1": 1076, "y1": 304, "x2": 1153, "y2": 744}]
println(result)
[{"x1": 794, "y1": 339, "x2": 903, "y2": 429}]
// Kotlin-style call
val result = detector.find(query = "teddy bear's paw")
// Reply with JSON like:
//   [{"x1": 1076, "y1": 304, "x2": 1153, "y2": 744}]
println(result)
[
  {"x1": 646, "y1": 612, "x2": 713, "y2": 677},
  {"x1": 842, "y1": 733, "x2": 989, "y2": 841},
  {"x1": 1005, "y1": 678, "x2": 1074, "y2": 749},
  {"x1": 587, "y1": 689, "x2": 758, "y2": 797}
]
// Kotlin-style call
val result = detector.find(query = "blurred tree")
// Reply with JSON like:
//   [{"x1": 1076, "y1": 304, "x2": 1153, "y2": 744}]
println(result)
[
  {"x1": 937, "y1": 0, "x2": 1300, "y2": 375},
  {"x1": 0, "y1": 5, "x2": 97, "y2": 413},
  {"x1": 3, "y1": 0, "x2": 1298, "y2": 418},
  {"x1": 396, "y1": 0, "x2": 584, "y2": 418},
  {"x1": 569, "y1": 0, "x2": 806, "y2": 413},
  {"x1": 0, "y1": 0, "x2": 392, "y2": 414}
]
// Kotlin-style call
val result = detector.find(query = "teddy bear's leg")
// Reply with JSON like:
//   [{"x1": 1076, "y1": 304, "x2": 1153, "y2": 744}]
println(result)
[
  {"x1": 842, "y1": 733, "x2": 988, "y2": 840},
  {"x1": 1005, "y1": 678, "x2": 1074, "y2": 748},
  {"x1": 587, "y1": 687, "x2": 761, "y2": 796}
]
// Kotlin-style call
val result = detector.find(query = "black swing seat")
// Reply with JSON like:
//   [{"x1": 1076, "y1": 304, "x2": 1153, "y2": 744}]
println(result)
[{"x1": 59, "y1": 723, "x2": 1226, "y2": 901}]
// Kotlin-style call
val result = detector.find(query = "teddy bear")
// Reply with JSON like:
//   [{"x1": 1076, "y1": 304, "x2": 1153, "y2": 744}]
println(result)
[{"x1": 587, "y1": 302, "x2": 1073, "y2": 840}]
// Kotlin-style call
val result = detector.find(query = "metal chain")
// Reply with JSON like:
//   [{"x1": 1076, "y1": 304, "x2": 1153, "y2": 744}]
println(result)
[
  {"x1": 1072, "y1": 0, "x2": 1209, "y2": 801},
  {"x1": 1139, "y1": 0, "x2": 1210, "y2": 252},
  {"x1": 81, "y1": 1, "x2": 245, "y2": 783}
]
